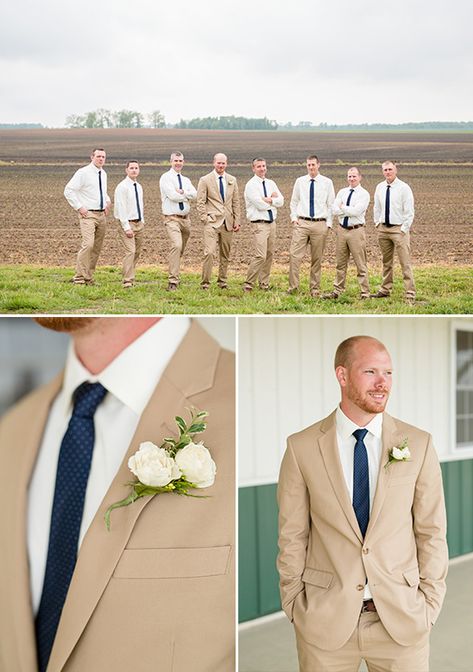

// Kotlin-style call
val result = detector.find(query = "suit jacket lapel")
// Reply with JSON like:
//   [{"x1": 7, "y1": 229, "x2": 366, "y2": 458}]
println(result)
[
  {"x1": 365, "y1": 413, "x2": 397, "y2": 537},
  {"x1": 318, "y1": 412, "x2": 363, "y2": 543},
  {"x1": 0, "y1": 374, "x2": 63, "y2": 672},
  {"x1": 48, "y1": 320, "x2": 221, "y2": 671}
]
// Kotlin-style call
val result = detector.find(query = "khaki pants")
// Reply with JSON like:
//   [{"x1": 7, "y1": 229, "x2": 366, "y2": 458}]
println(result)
[
  {"x1": 334, "y1": 225, "x2": 370, "y2": 297},
  {"x1": 164, "y1": 215, "x2": 191, "y2": 285},
  {"x1": 288, "y1": 219, "x2": 329, "y2": 292},
  {"x1": 245, "y1": 221, "x2": 276, "y2": 289},
  {"x1": 377, "y1": 225, "x2": 415, "y2": 298},
  {"x1": 117, "y1": 221, "x2": 144, "y2": 284},
  {"x1": 295, "y1": 612, "x2": 429, "y2": 672},
  {"x1": 201, "y1": 223, "x2": 233, "y2": 288},
  {"x1": 74, "y1": 211, "x2": 106, "y2": 282}
]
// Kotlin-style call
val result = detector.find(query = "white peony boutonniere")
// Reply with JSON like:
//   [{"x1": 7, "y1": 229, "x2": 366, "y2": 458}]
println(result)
[
  {"x1": 384, "y1": 438, "x2": 411, "y2": 470},
  {"x1": 105, "y1": 408, "x2": 215, "y2": 530}
]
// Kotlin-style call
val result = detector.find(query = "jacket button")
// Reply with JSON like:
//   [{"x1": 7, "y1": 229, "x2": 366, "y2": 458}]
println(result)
[
  {"x1": 356, "y1": 584, "x2": 364, "y2": 591},
  {"x1": 363, "y1": 548, "x2": 369, "y2": 554}
]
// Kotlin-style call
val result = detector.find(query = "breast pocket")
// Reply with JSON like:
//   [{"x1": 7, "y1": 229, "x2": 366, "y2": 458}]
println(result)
[{"x1": 113, "y1": 546, "x2": 232, "y2": 579}]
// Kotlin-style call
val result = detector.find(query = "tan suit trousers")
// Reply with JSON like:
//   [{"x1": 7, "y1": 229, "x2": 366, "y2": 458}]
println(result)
[
  {"x1": 295, "y1": 612, "x2": 429, "y2": 672},
  {"x1": 74, "y1": 211, "x2": 106, "y2": 282},
  {"x1": 244, "y1": 220, "x2": 276, "y2": 289},
  {"x1": 164, "y1": 215, "x2": 191, "y2": 285},
  {"x1": 377, "y1": 225, "x2": 415, "y2": 298},
  {"x1": 289, "y1": 219, "x2": 329, "y2": 292},
  {"x1": 334, "y1": 225, "x2": 370, "y2": 297},
  {"x1": 117, "y1": 221, "x2": 144, "y2": 284},
  {"x1": 201, "y1": 222, "x2": 233, "y2": 288}
]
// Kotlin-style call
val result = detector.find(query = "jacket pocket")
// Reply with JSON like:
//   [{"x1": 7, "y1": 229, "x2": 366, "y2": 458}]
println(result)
[
  {"x1": 302, "y1": 567, "x2": 333, "y2": 589},
  {"x1": 403, "y1": 566, "x2": 420, "y2": 587},
  {"x1": 114, "y1": 546, "x2": 232, "y2": 579}
]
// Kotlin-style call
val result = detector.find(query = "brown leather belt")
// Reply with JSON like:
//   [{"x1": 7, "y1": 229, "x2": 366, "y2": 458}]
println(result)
[
  {"x1": 299, "y1": 216, "x2": 326, "y2": 222},
  {"x1": 128, "y1": 219, "x2": 140, "y2": 223},
  {"x1": 361, "y1": 599, "x2": 377, "y2": 613},
  {"x1": 89, "y1": 209, "x2": 105, "y2": 212},
  {"x1": 340, "y1": 223, "x2": 364, "y2": 230},
  {"x1": 251, "y1": 219, "x2": 272, "y2": 224}
]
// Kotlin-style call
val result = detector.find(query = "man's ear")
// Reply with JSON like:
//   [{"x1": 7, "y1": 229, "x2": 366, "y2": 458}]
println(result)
[{"x1": 335, "y1": 365, "x2": 347, "y2": 388}]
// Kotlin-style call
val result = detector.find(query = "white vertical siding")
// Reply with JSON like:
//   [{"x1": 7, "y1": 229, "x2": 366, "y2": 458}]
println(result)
[{"x1": 238, "y1": 316, "x2": 473, "y2": 486}]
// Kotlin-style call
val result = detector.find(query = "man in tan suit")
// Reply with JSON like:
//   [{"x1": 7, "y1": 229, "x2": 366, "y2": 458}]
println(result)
[
  {"x1": 278, "y1": 335, "x2": 447, "y2": 672},
  {"x1": 196, "y1": 153, "x2": 241, "y2": 289},
  {"x1": 0, "y1": 317, "x2": 235, "y2": 672}
]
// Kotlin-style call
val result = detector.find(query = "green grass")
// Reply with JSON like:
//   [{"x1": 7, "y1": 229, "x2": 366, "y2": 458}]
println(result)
[{"x1": 0, "y1": 265, "x2": 472, "y2": 314}]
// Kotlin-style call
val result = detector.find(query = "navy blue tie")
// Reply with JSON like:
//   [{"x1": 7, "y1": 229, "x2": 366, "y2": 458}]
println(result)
[
  {"x1": 352, "y1": 428, "x2": 370, "y2": 538},
  {"x1": 133, "y1": 182, "x2": 142, "y2": 221},
  {"x1": 309, "y1": 179, "x2": 315, "y2": 218},
  {"x1": 177, "y1": 173, "x2": 184, "y2": 211},
  {"x1": 262, "y1": 180, "x2": 274, "y2": 222},
  {"x1": 385, "y1": 184, "x2": 391, "y2": 226},
  {"x1": 35, "y1": 382, "x2": 107, "y2": 672},
  {"x1": 219, "y1": 175, "x2": 225, "y2": 202},
  {"x1": 342, "y1": 189, "x2": 354, "y2": 228},
  {"x1": 98, "y1": 170, "x2": 104, "y2": 210}
]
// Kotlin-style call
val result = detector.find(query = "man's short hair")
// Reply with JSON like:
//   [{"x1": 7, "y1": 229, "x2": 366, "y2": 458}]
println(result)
[
  {"x1": 252, "y1": 157, "x2": 266, "y2": 165},
  {"x1": 170, "y1": 151, "x2": 184, "y2": 161},
  {"x1": 382, "y1": 160, "x2": 396, "y2": 168},
  {"x1": 92, "y1": 148, "x2": 106, "y2": 155},
  {"x1": 334, "y1": 335, "x2": 387, "y2": 369},
  {"x1": 126, "y1": 160, "x2": 139, "y2": 168},
  {"x1": 348, "y1": 166, "x2": 361, "y2": 175},
  {"x1": 306, "y1": 154, "x2": 320, "y2": 162}
]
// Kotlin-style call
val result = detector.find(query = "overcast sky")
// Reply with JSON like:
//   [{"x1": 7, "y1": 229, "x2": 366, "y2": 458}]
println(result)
[{"x1": 1, "y1": 0, "x2": 472, "y2": 127}]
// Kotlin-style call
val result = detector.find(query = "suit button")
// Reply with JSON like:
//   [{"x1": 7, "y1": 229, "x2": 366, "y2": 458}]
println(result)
[
  {"x1": 356, "y1": 584, "x2": 364, "y2": 591},
  {"x1": 363, "y1": 548, "x2": 369, "y2": 555}
]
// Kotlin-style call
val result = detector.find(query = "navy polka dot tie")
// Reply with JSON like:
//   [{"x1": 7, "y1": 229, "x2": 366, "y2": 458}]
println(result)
[
  {"x1": 35, "y1": 382, "x2": 107, "y2": 672},
  {"x1": 352, "y1": 428, "x2": 370, "y2": 538}
]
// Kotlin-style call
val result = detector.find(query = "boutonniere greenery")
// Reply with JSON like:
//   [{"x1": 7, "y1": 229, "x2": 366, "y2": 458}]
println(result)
[
  {"x1": 105, "y1": 408, "x2": 215, "y2": 530},
  {"x1": 384, "y1": 437, "x2": 411, "y2": 470}
]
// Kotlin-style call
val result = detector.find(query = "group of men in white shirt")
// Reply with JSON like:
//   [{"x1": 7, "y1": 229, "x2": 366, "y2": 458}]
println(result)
[{"x1": 64, "y1": 149, "x2": 415, "y2": 301}]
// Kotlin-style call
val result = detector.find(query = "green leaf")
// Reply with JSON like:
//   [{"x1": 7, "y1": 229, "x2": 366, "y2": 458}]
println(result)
[
  {"x1": 175, "y1": 416, "x2": 187, "y2": 434},
  {"x1": 188, "y1": 422, "x2": 206, "y2": 435}
]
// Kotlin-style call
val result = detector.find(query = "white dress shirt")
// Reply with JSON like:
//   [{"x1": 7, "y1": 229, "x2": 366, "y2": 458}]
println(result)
[
  {"x1": 214, "y1": 170, "x2": 228, "y2": 199},
  {"x1": 373, "y1": 177, "x2": 415, "y2": 233},
  {"x1": 335, "y1": 406, "x2": 383, "y2": 599},
  {"x1": 290, "y1": 173, "x2": 335, "y2": 227},
  {"x1": 64, "y1": 162, "x2": 111, "y2": 211},
  {"x1": 114, "y1": 176, "x2": 144, "y2": 231},
  {"x1": 332, "y1": 185, "x2": 370, "y2": 226},
  {"x1": 27, "y1": 316, "x2": 190, "y2": 613},
  {"x1": 244, "y1": 175, "x2": 284, "y2": 222},
  {"x1": 159, "y1": 168, "x2": 197, "y2": 216}
]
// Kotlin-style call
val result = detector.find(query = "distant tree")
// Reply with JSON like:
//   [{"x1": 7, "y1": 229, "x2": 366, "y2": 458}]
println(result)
[
  {"x1": 65, "y1": 114, "x2": 86, "y2": 128},
  {"x1": 113, "y1": 109, "x2": 143, "y2": 128},
  {"x1": 149, "y1": 110, "x2": 166, "y2": 128},
  {"x1": 95, "y1": 108, "x2": 113, "y2": 128}
]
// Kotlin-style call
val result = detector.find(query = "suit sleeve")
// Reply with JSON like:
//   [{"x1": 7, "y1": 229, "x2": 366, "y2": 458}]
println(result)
[
  {"x1": 413, "y1": 435, "x2": 448, "y2": 626},
  {"x1": 277, "y1": 438, "x2": 310, "y2": 622},
  {"x1": 196, "y1": 177, "x2": 209, "y2": 223}
]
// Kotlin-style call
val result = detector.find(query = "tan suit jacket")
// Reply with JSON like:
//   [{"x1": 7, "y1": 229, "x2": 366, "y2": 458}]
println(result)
[
  {"x1": 0, "y1": 322, "x2": 235, "y2": 672},
  {"x1": 196, "y1": 172, "x2": 241, "y2": 232},
  {"x1": 277, "y1": 410, "x2": 448, "y2": 652}
]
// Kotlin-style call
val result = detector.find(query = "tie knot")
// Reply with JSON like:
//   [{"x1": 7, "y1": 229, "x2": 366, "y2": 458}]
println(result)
[
  {"x1": 310, "y1": 178, "x2": 315, "y2": 183},
  {"x1": 387, "y1": 184, "x2": 391, "y2": 189},
  {"x1": 353, "y1": 428, "x2": 368, "y2": 442},
  {"x1": 349, "y1": 188, "x2": 354, "y2": 193},
  {"x1": 72, "y1": 382, "x2": 107, "y2": 418}
]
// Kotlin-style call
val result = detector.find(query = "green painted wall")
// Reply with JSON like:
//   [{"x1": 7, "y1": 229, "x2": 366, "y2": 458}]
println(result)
[{"x1": 239, "y1": 459, "x2": 473, "y2": 623}]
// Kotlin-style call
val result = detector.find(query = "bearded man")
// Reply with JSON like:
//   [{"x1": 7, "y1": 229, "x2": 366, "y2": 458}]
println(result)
[{"x1": 277, "y1": 335, "x2": 447, "y2": 672}]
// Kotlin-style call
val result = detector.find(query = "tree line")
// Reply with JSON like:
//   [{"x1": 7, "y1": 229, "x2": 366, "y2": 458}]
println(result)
[{"x1": 65, "y1": 109, "x2": 166, "y2": 129}]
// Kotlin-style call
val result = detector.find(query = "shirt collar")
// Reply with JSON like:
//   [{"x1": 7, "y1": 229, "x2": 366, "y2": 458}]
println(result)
[
  {"x1": 170, "y1": 168, "x2": 181, "y2": 176},
  {"x1": 89, "y1": 163, "x2": 102, "y2": 173},
  {"x1": 125, "y1": 176, "x2": 138, "y2": 185},
  {"x1": 306, "y1": 173, "x2": 321, "y2": 182},
  {"x1": 62, "y1": 316, "x2": 191, "y2": 417},
  {"x1": 385, "y1": 177, "x2": 399, "y2": 186},
  {"x1": 214, "y1": 170, "x2": 226, "y2": 179},
  {"x1": 336, "y1": 405, "x2": 383, "y2": 440}
]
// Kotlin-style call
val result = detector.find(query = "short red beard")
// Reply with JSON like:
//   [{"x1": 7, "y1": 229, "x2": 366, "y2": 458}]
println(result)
[{"x1": 34, "y1": 317, "x2": 97, "y2": 333}]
